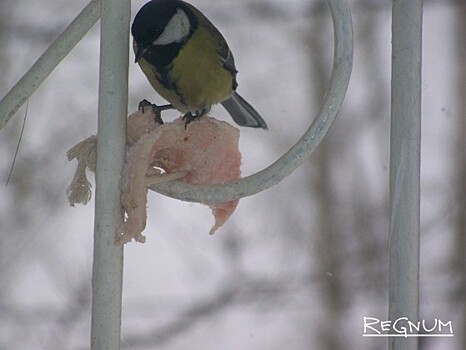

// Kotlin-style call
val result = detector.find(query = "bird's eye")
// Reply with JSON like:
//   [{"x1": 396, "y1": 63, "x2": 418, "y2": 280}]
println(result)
[{"x1": 153, "y1": 9, "x2": 191, "y2": 46}]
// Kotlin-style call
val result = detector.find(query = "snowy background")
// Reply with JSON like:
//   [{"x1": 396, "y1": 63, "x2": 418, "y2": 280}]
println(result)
[{"x1": 0, "y1": 0, "x2": 464, "y2": 349}]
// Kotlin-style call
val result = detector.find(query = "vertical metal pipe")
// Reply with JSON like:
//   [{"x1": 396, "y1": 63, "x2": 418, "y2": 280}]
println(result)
[
  {"x1": 454, "y1": 4, "x2": 466, "y2": 348},
  {"x1": 389, "y1": 1, "x2": 422, "y2": 349},
  {"x1": 91, "y1": 0, "x2": 130, "y2": 348}
]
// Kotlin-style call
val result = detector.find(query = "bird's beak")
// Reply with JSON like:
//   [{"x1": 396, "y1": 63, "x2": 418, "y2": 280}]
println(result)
[{"x1": 133, "y1": 41, "x2": 149, "y2": 63}]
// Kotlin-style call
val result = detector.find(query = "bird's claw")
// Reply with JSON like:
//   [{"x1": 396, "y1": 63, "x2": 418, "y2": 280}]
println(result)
[
  {"x1": 182, "y1": 109, "x2": 208, "y2": 129},
  {"x1": 138, "y1": 99, "x2": 172, "y2": 125},
  {"x1": 182, "y1": 112, "x2": 198, "y2": 129}
]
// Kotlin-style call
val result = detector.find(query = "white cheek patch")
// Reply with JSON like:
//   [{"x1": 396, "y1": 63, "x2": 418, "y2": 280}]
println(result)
[{"x1": 153, "y1": 9, "x2": 191, "y2": 45}]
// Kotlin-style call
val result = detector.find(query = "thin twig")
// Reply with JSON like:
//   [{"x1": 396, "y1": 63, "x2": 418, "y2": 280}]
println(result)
[{"x1": 5, "y1": 101, "x2": 28, "y2": 187}]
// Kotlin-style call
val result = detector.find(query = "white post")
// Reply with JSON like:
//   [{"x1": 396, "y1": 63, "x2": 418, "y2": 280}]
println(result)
[
  {"x1": 91, "y1": 0, "x2": 130, "y2": 348},
  {"x1": 389, "y1": 0, "x2": 422, "y2": 349}
]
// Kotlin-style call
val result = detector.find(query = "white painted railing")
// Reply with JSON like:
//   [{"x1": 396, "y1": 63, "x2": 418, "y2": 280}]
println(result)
[
  {"x1": 389, "y1": 1, "x2": 422, "y2": 349},
  {"x1": 0, "y1": 1, "x2": 423, "y2": 349}
]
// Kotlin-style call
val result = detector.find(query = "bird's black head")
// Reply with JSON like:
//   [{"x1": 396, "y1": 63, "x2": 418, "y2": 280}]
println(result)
[{"x1": 131, "y1": 0, "x2": 198, "y2": 63}]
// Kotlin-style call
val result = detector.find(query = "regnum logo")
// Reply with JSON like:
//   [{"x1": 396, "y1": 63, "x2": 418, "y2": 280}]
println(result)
[{"x1": 363, "y1": 317, "x2": 454, "y2": 338}]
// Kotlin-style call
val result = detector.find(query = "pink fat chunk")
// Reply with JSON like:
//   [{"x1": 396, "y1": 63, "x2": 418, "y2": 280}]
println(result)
[{"x1": 116, "y1": 109, "x2": 241, "y2": 243}]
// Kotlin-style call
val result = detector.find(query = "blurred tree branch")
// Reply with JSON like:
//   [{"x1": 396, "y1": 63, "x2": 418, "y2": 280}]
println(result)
[{"x1": 121, "y1": 275, "x2": 309, "y2": 349}]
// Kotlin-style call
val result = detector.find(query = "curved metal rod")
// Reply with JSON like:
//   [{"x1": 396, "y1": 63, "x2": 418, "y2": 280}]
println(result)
[{"x1": 151, "y1": 0, "x2": 353, "y2": 204}]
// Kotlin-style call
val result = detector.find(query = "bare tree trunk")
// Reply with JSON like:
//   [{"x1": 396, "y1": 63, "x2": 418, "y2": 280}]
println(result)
[
  {"x1": 308, "y1": 6, "x2": 345, "y2": 349},
  {"x1": 454, "y1": 3, "x2": 466, "y2": 350},
  {"x1": 313, "y1": 143, "x2": 345, "y2": 350}
]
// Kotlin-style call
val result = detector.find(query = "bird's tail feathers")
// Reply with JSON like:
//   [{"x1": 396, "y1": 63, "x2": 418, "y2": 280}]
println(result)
[{"x1": 221, "y1": 92, "x2": 267, "y2": 129}]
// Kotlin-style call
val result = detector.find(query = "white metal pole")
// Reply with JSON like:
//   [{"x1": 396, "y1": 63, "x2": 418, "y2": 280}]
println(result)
[
  {"x1": 91, "y1": 0, "x2": 130, "y2": 348},
  {"x1": 0, "y1": 0, "x2": 101, "y2": 130},
  {"x1": 389, "y1": 0, "x2": 422, "y2": 349}
]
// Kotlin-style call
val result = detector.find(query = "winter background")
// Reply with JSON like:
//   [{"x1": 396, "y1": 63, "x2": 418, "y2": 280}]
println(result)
[{"x1": 0, "y1": 0, "x2": 464, "y2": 349}]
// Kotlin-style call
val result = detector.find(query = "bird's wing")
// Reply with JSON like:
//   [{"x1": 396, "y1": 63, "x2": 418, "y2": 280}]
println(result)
[
  {"x1": 184, "y1": 1, "x2": 238, "y2": 88},
  {"x1": 217, "y1": 40, "x2": 237, "y2": 75}
]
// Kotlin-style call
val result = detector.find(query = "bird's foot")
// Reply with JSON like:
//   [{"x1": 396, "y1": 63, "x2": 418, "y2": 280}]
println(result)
[
  {"x1": 182, "y1": 109, "x2": 208, "y2": 129},
  {"x1": 182, "y1": 112, "x2": 198, "y2": 129},
  {"x1": 138, "y1": 99, "x2": 173, "y2": 125}
]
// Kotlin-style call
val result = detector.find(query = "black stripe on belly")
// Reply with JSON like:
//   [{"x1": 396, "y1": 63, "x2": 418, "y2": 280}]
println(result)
[{"x1": 143, "y1": 42, "x2": 182, "y2": 91}]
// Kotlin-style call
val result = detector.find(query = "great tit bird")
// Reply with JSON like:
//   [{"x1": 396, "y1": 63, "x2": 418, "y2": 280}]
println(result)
[{"x1": 131, "y1": 0, "x2": 267, "y2": 129}]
